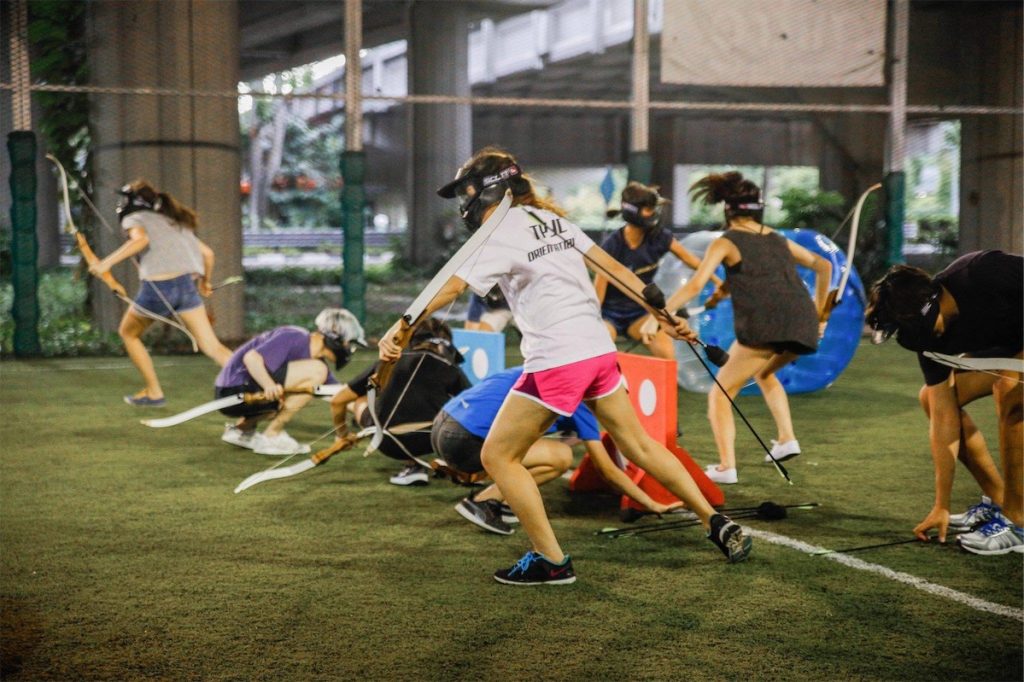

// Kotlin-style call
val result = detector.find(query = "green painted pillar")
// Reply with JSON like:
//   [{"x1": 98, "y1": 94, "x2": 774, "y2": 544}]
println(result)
[
  {"x1": 627, "y1": 151, "x2": 652, "y2": 185},
  {"x1": 341, "y1": 150, "x2": 366, "y2": 323},
  {"x1": 7, "y1": 131, "x2": 41, "y2": 356},
  {"x1": 884, "y1": 171, "x2": 906, "y2": 266}
]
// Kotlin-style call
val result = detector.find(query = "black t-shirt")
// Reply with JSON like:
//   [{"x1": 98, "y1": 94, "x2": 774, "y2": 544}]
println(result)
[
  {"x1": 916, "y1": 250, "x2": 1023, "y2": 385},
  {"x1": 349, "y1": 350, "x2": 472, "y2": 425},
  {"x1": 599, "y1": 227, "x2": 674, "y2": 312}
]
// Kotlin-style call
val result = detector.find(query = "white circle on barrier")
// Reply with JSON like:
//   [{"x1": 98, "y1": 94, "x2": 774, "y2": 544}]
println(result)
[
  {"x1": 472, "y1": 349, "x2": 489, "y2": 379},
  {"x1": 638, "y1": 379, "x2": 657, "y2": 416}
]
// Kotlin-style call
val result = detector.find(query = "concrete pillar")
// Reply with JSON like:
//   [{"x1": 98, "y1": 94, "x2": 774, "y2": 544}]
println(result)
[
  {"x1": 957, "y1": 5, "x2": 1023, "y2": 255},
  {"x1": 407, "y1": 0, "x2": 471, "y2": 266},
  {"x1": 87, "y1": 0, "x2": 244, "y2": 341}
]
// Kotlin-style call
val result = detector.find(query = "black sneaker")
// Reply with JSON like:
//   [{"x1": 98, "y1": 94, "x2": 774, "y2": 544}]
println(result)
[
  {"x1": 389, "y1": 463, "x2": 430, "y2": 486},
  {"x1": 707, "y1": 513, "x2": 753, "y2": 563},
  {"x1": 493, "y1": 551, "x2": 576, "y2": 585},
  {"x1": 455, "y1": 497, "x2": 514, "y2": 535},
  {"x1": 496, "y1": 502, "x2": 518, "y2": 524}
]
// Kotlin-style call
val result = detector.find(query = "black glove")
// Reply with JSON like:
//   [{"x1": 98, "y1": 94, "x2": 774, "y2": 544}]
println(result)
[{"x1": 642, "y1": 283, "x2": 666, "y2": 310}]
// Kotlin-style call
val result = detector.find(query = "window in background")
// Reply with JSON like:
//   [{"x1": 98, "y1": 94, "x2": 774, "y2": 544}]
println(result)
[{"x1": 674, "y1": 165, "x2": 820, "y2": 229}]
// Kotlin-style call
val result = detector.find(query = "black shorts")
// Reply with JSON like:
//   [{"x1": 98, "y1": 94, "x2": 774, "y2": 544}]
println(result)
[
  {"x1": 430, "y1": 409, "x2": 486, "y2": 474},
  {"x1": 215, "y1": 364, "x2": 289, "y2": 418}
]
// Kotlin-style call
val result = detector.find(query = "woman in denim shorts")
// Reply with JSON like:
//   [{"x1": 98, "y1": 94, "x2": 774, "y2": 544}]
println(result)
[{"x1": 89, "y1": 180, "x2": 233, "y2": 406}]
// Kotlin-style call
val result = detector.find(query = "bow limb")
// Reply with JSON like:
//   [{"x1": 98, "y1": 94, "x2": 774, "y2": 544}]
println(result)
[
  {"x1": 821, "y1": 182, "x2": 882, "y2": 321},
  {"x1": 234, "y1": 430, "x2": 366, "y2": 493},
  {"x1": 924, "y1": 352, "x2": 1024, "y2": 375},
  {"x1": 48, "y1": 154, "x2": 128, "y2": 297},
  {"x1": 365, "y1": 191, "x2": 513, "y2": 449}
]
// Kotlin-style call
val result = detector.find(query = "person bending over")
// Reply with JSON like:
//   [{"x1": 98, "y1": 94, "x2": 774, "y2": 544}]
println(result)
[
  {"x1": 595, "y1": 181, "x2": 723, "y2": 360},
  {"x1": 380, "y1": 147, "x2": 752, "y2": 586},
  {"x1": 432, "y1": 367, "x2": 683, "y2": 535},
  {"x1": 866, "y1": 251, "x2": 1022, "y2": 555},
  {"x1": 642, "y1": 171, "x2": 832, "y2": 485},
  {"x1": 217, "y1": 308, "x2": 365, "y2": 455},
  {"x1": 330, "y1": 318, "x2": 471, "y2": 486},
  {"x1": 90, "y1": 180, "x2": 233, "y2": 406}
]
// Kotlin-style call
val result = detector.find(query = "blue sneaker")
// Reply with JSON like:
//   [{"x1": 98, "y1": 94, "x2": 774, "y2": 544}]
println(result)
[
  {"x1": 493, "y1": 551, "x2": 576, "y2": 585},
  {"x1": 948, "y1": 496, "x2": 998, "y2": 533},
  {"x1": 957, "y1": 512, "x2": 1024, "y2": 556}
]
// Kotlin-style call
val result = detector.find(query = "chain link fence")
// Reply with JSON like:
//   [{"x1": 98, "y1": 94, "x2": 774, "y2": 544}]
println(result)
[{"x1": 2, "y1": 0, "x2": 1020, "y2": 355}]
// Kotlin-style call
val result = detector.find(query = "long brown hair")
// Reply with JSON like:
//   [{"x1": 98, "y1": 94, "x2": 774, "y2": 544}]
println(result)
[
  {"x1": 459, "y1": 146, "x2": 567, "y2": 217},
  {"x1": 124, "y1": 179, "x2": 199, "y2": 230},
  {"x1": 689, "y1": 171, "x2": 762, "y2": 222}
]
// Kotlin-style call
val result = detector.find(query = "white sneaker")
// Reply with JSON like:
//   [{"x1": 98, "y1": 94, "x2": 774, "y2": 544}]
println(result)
[
  {"x1": 948, "y1": 495, "x2": 998, "y2": 533},
  {"x1": 389, "y1": 463, "x2": 430, "y2": 486},
  {"x1": 956, "y1": 512, "x2": 1024, "y2": 556},
  {"x1": 250, "y1": 430, "x2": 311, "y2": 456},
  {"x1": 704, "y1": 465, "x2": 738, "y2": 485},
  {"x1": 222, "y1": 424, "x2": 256, "y2": 450},
  {"x1": 765, "y1": 439, "x2": 800, "y2": 463}
]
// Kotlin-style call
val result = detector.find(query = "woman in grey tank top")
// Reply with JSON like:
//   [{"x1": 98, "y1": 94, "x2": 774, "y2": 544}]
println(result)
[
  {"x1": 644, "y1": 172, "x2": 833, "y2": 485},
  {"x1": 89, "y1": 180, "x2": 232, "y2": 406}
]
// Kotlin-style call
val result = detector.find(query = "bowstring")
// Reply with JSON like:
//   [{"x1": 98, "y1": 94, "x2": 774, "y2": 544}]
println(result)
[
  {"x1": 77, "y1": 183, "x2": 200, "y2": 351},
  {"x1": 374, "y1": 221, "x2": 496, "y2": 437}
]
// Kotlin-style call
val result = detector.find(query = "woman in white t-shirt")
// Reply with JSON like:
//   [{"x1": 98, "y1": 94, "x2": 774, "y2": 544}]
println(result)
[
  {"x1": 90, "y1": 180, "x2": 232, "y2": 406},
  {"x1": 379, "y1": 148, "x2": 753, "y2": 585}
]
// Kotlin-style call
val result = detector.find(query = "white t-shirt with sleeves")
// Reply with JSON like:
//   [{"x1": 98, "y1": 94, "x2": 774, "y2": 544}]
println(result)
[
  {"x1": 121, "y1": 211, "x2": 204, "y2": 280},
  {"x1": 455, "y1": 205, "x2": 615, "y2": 372}
]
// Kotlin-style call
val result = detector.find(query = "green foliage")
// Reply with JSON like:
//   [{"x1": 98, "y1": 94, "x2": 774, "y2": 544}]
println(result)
[
  {"x1": 0, "y1": 270, "x2": 121, "y2": 356},
  {"x1": 776, "y1": 187, "x2": 846, "y2": 232}
]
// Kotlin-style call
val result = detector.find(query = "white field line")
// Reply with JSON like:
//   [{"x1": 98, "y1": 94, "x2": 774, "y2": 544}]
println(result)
[{"x1": 750, "y1": 529, "x2": 1024, "y2": 623}]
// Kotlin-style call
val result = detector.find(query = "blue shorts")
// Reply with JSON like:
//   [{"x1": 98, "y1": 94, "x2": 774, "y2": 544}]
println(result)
[
  {"x1": 602, "y1": 306, "x2": 646, "y2": 338},
  {"x1": 133, "y1": 274, "x2": 202, "y2": 317},
  {"x1": 466, "y1": 293, "x2": 487, "y2": 323}
]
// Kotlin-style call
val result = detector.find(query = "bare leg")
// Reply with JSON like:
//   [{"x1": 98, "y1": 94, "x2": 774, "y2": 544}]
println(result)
[
  {"x1": 993, "y1": 362, "x2": 1023, "y2": 526},
  {"x1": 626, "y1": 316, "x2": 675, "y2": 360},
  {"x1": 178, "y1": 307, "x2": 233, "y2": 366},
  {"x1": 475, "y1": 439, "x2": 574, "y2": 503},
  {"x1": 753, "y1": 351, "x2": 799, "y2": 444},
  {"x1": 588, "y1": 387, "x2": 717, "y2": 527},
  {"x1": 920, "y1": 373, "x2": 1004, "y2": 505},
  {"x1": 480, "y1": 395, "x2": 560, "y2": 560},
  {"x1": 119, "y1": 309, "x2": 161, "y2": 399},
  {"x1": 264, "y1": 359, "x2": 328, "y2": 437},
  {"x1": 706, "y1": 342, "x2": 774, "y2": 470}
]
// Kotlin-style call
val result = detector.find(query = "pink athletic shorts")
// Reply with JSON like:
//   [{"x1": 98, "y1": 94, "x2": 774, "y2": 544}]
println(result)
[{"x1": 510, "y1": 352, "x2": 623, "y2": 416}]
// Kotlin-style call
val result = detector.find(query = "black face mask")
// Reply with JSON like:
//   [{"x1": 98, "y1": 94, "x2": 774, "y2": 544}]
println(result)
[
  {"x1": 456, "y1": 182, "x2": 507, "y2": 232},
  {"x1": 621, "y1": 201, "x2": 662, "y2": 233},
  {"x1": 322, "y1": 334, "x2": 352, "y2": 370},
  {"x1": 116, "y1": 186, "x2": 158, "y2": 223}
]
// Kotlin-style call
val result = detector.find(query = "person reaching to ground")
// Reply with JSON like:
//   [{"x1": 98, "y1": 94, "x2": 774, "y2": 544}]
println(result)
[
  {"x1": 595, "y1": 181, "x2": 724, "y2": 359},
  {"x1": 866, "y1": 252, "x2": 1023, "y2": 555},
  {"x1": 217, "y1": 308, "x2": 365, "y2": 455},
  {"x1": 330, "y1": 318, "x2": 471, "y2": 486},
  {"x1": 380, "y1": 147, "x2": 752, "y2": 586},
  {"x1": 642, "y1": 171, "x2": 832, "y2": 485},
  {"x1": 432, "y1": 367, "x2": 684, "y2": 535},
  {"x1": 90, "y1": 180, "x2": 233, "y2": 406}
]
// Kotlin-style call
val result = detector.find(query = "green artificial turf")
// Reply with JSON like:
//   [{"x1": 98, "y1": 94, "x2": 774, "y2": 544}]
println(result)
[{"x1": 1, "y1": 342, "x2": 1021, "y2": 680}]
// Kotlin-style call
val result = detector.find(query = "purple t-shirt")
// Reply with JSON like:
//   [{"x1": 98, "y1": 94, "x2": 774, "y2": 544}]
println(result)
[{"x1": 215, "y1": 326, "x2": 337, "y2": 388}]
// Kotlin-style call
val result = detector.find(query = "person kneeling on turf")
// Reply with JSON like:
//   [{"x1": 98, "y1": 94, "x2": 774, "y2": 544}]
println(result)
[
  {"x1": 217, "y1": 308, "x2": 365, "y2": 455},
  {"x1": 330, "y1": 318, "x2": 471, "y2": 485},
  {"x1": 432, "y1": 367, "x2": 684, "y2": 535}
]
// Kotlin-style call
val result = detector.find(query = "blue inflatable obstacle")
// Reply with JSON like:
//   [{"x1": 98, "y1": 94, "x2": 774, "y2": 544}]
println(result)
[{"x1": 653, "y1": 229, "x2": 865, "y2": 395}]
